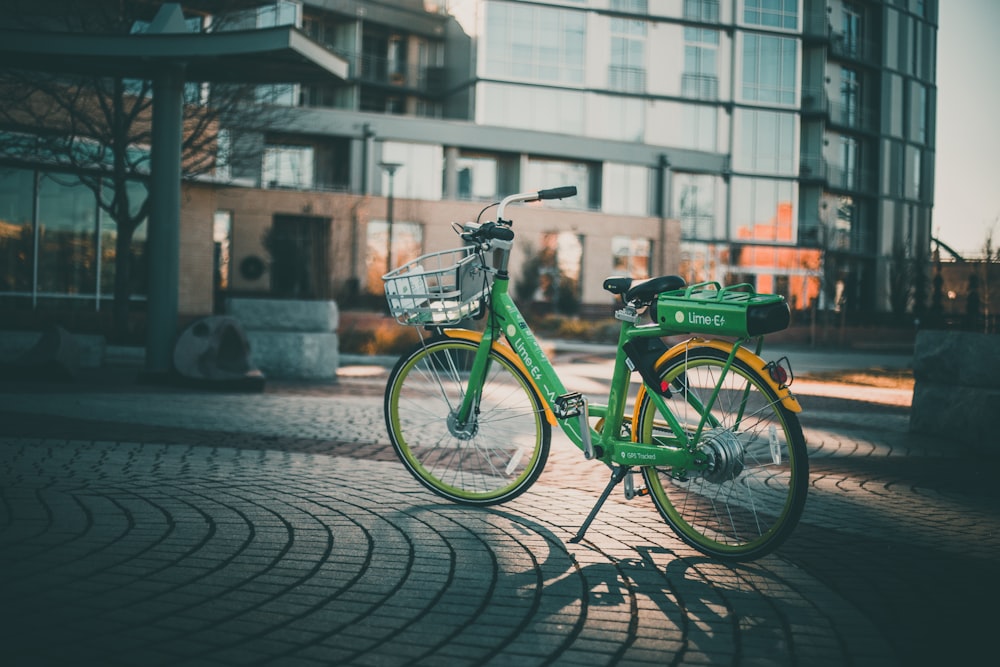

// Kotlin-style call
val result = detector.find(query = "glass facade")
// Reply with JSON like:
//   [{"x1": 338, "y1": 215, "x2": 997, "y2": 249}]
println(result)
[
  {"x1": 365, "y1": 220, "x2": 423, "y2": 292},
  {"x1": 609, "y1": 18, "x2": 646, "y2": 92},
  {"x1": 0, "y1": 169, "x2": 35, "y2": 295},
  {"x1": 744, "y1": 0, "x2": 799, "y2": 30},
  {"x1": 612, "y1": 236, "x2": 651, "y2": 279},
  {"x1": 674, "y1": 173, "x2": 721, "y2": 241},
  {"x1": 0, "y1": 0, "x2": 937, "y2": 319},
  {"x1": 731, "y1": 177, "x2": 797, "y2": 243},
  {"x1": 735, "y1": 109, "x2": 797, "y2": 175},
  {"x1": 741, "y1": 33, "x2": 798, "y2": 105},
  {"x1": 0, "y1": 167, "x2": 147, "y2": 308},
  {"x1": 263, "y1": 145, "x2": 314, "y2": 189},
  {"x1": 483, "y1": 2, "x2": 585, "y2": 85},
  {"x1": 682, "y1": 28, "x2": 720, "y2": 100}
]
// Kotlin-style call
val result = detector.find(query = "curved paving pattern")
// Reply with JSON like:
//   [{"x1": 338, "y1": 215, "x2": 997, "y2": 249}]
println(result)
[
  {"x1": 1, "y1": 374, "x2": 998, "y2": 666},
  {"x1": 2, "y1": 439, "x2": 888, "y2": 667}
]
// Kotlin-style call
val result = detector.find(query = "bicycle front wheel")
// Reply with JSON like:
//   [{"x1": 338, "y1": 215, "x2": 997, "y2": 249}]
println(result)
[
  {"x1": 635, "y1": 346, "x2": 808, "y2": 561},
  {"x1": 384, "y1": 336, "x2": 550, "y2": 505}
]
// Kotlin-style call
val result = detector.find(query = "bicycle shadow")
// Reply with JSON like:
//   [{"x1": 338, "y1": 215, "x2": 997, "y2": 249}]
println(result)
[{"x1": 387, "y1": 503, "x2": 806, "y2": 661}]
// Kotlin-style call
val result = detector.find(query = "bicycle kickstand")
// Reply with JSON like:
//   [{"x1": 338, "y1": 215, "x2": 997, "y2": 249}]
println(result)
[{"x1": 569, "y1": 465, "x2": 631, "y2": 544}]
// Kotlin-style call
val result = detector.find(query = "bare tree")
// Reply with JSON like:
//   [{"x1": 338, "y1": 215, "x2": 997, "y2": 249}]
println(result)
[{"x1": 0, "y1": 0, "x2": 289, "y2": 339}]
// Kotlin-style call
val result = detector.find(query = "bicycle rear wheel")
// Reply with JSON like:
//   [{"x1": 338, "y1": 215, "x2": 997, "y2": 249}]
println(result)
[
  {"x1": 384, "y1": 336, "x2": 550, "y2": 505},
  {"x1": 635, "y1": 346, "x2": 808, "y2": 561}
]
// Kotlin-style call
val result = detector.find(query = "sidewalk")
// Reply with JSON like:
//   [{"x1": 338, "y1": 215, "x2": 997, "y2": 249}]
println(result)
[{"x1": 1, "y1": 357, "x2": 997, "y2": 666}]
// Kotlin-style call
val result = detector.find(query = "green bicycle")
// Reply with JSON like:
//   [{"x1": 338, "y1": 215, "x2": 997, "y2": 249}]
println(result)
[{"x1": 382, "y1": 187, "x2": 808, "y2": 561}]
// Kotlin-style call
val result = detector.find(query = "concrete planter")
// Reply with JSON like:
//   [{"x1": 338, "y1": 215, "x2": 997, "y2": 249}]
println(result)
[{"x1": 227, "y1": 298, "x2": 339, "y2": 380}]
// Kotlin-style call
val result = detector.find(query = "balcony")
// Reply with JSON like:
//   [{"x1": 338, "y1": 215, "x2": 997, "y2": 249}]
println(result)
[
  {"x1": 802, "y1": 15, "x2": 830, "y2": 44},
  {"x1": 828, "y1": 101, "x2": 877, "y2": 133},
  {"x1": 827, "y1": 163, "x2": 876, "y2": 194},
  {"x1": 682, "y1": 0, "x2": 721, "y2": 24},
  {"x1": 608, "y1": 65, "x2": 646, "y2": 93},
  {"x1": 340, "y1": 51, "x2": 437, "y2": 93},
  {"x1": 799, "y1": 155, "x2": 827, "y2": 183},
  {"x1": 681, "y1": 74, "x2": 719, "y2": 100},
  {"x1": 800, "y1": 86, "x2": 827, "y2": 115},
  {"x1": 829, "y1": 32, "x2": 878, "y2": 64},
  {"x1": 799, "y1": 157, "x2": 875, "y2": 195}
]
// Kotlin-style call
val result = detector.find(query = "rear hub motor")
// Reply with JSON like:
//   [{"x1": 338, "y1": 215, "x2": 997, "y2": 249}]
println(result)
[{"x1": 698, "y1": 428, "x2": 745, "y2": 483}]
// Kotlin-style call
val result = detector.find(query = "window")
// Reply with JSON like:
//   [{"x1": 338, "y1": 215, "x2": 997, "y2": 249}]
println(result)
[
  {"x1": 609, "y1": 18, "x2": 646, "y2": 92},
  {"x1": 214, "y1": 211, "x2": 232, "y2": 292},
  {"x1": 673, "y1": 173, "x2": 718, "y2": 239},
  {"x1": 744, "y1": 0, "x2": 798, "y2": 30},
  {"x1": 907, "y1": 146, "x2": 921, "y2": 200},
  {"x1": 263, "y1": 145, "x2": 313, "y2": 189},
  {"x1": 484, "y1": 3, "x2": 585, "y2": 85},
  {"x1": 914, "y1": 83, "x2": 928, "y2": 144},
  {"x1": 255, "y1": 0, "x2": 301, "y2": 28},
  {"x1": 525, "y1": 157, "x2": 594, "y2": 210},
  {"x1": 603, "y1": 163, "x2": 649, "y2": 216},
  {"x1": 611, "y1": 0, "x2": 648, "y2": 12},
  {"x1": 100, "y1": 179, "x2": 148, "y2": 299},
  {"x1": 742, "y1": 34, "x2": 797, "y2": 105},
  {"x1": 839, "y1": 68, "x2": 860, "y2": 127},
  {"x1": 380, "y1": 142, "x2": 445, "y2": 201},
  {"x1": 836, "y1": 136, "x2": 858, "y2": 189},
  {"x1": 534, "y1": 231, "x2": 583, "y2": 313},
  {"x1": 731, "y1": 177, "x2": 796, "y2": 243},
  {"x1": 0, "y1": 168, "x2": 36, "y2": 295},
  {"x1": 682, "y1": 28, "x2": 719, "y2": 99},
  {"x1": 256, "y1": 83, "x2": 298, "y2": 106},
  {"x1": 0, "y1": 168, "x2": 148, "y2": 306},
  {"x1": 684, "y1": 0, "x2": 720, "y2": 22},
  {"x1": 830, "y1": 195, "x2": 854, "y2": 251},
  {"x1": 843, "y1": 3, "x2": 862, "y2": 58},
  {"x1": 677, "y1": 105, "x2": 717, "y2": 152},
  {"x1": 591, "y1": 96, "x2": 645, "y2": 142},
  {"x1": 266, "y1": 215, "x2": 331, "y2": 299},
  {"x1": 479, "y1": 83, "x2": 585, "y2": 136},
  {"x1": 366, "y1": 220, "x2": 423, "y2": 293},
  {"x1": 612, "y1": 237, "x2": 651, "y2": 279},
  {"x1": 37, "y1": 174, "x2": 98, "y2": 296},
  {"x1": 455, "y1": 154, "x2": 499, "y2": 201},
  {"x1": 735, "y1": 109, "x2": 796, "y2": 175}
]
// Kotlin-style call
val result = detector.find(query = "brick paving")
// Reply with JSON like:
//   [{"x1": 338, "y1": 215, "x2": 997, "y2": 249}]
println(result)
[{"x1": 1, "y1": 363, "x2": 998, "y2": 666}]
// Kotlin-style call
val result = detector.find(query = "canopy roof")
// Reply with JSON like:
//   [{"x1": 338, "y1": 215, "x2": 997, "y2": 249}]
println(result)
[{"x1": 0, "y1": 25, "x2": 349, "y2": 83}]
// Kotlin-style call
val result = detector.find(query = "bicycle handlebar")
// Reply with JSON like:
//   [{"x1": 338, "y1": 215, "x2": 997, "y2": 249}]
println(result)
[
  {"x1": 538, "y1": 186, "x2": 578, "y2": 201},
  {"x1": 497, "y1": 186, "x2": 577, "y2": 222}
]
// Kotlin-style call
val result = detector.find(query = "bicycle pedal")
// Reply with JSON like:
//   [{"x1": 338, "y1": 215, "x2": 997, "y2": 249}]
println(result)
[{"x1": 554, "y1": 392, "x2": 585, "y2": 418}]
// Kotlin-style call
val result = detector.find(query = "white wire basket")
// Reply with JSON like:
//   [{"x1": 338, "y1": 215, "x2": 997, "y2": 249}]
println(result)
[{"x1": 383, "y1": 247, "x2": 493, "y2": 326}]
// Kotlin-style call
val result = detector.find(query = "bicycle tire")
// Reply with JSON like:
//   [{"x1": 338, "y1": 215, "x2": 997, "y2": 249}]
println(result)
[
  {"x1": 635, "y1": 346, "x2": 808, "y2": 561},
  {"x1": 384, "y1": 336, "x2": 551, "y2": 505}
]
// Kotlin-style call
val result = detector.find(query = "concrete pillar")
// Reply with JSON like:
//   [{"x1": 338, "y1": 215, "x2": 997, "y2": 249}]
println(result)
[{"x1": 145, "y1": 62, "x2": 185, "y2": 374}]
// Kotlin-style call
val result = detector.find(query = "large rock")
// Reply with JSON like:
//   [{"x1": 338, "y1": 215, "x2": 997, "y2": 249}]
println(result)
[
  {"x1": 913, "y1": 329, "x2": 1000, "y2": 388},
  {"x1": 910, "y1": 330, "x2": 1000, "y2": 449},
  {"x1": 172, "y1": 316, "x2": 265, "y2": 390},
  {"x1": 0, "y1": 326, "x2": 83, "y2": 381}
]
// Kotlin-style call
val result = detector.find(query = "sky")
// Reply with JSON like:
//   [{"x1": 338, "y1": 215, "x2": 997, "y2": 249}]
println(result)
[{"x1": 933, "y1": 0, "x2": 1000, "y2": 258}]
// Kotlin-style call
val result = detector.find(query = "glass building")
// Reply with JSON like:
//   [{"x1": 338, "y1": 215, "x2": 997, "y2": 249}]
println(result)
[{"x1": 0, "y1": 0, "x2": 937, "y2": 321}]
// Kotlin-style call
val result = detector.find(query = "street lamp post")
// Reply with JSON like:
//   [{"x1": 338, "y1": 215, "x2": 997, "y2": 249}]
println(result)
[{"x1": 379, "y1": 162, "x2": 403, "y2": 274}]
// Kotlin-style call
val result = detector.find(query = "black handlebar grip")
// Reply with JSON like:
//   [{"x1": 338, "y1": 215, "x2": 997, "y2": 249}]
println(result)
[
  {"x1": 487, "y1": 226, "x2": 515, "y2": 241},
  {"x1": 537, "y1": 186, "x2": 578, "y2": 200}
]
